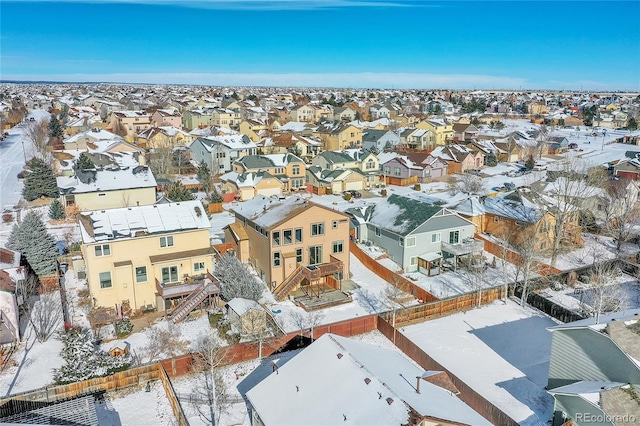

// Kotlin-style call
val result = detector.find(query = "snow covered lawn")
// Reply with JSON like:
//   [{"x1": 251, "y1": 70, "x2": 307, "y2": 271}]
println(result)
[{"x1": 401, "y1": 300, "x2": 558, "y2": 426}]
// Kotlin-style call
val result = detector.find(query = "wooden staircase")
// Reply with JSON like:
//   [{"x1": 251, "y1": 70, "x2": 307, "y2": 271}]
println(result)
[
  {"x1": 273, "y1": 265, "x2": 306, "y2": 302},
  {"x1": 171, "y1": 280, "x2": 219, "y2": 323}
]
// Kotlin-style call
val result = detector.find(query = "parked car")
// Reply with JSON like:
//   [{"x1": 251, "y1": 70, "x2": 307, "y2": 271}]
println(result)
[
  {"x1": 533, "y1": 163, "x2": 547, "y2": 171},
  {"x1": 568, "y1": 142, "x2": 578, "y2": 149},
  {"x1": 344, "y1": 190, "x2": 362, "y2": 199}
]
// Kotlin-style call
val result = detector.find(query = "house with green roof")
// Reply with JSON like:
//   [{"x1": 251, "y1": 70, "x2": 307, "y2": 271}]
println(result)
[
  {"x1": 311, "y1": 149, "x2": 381, "y2": 189},
  {"x1": 347, "y1": 194, "x2": 481, "y2": 274},
  {"x1": 232, "y1": 153, "x2": 306, "y2": 192}
]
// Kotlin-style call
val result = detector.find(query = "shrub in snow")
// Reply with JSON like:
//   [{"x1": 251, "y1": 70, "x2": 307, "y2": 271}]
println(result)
[
  {"x1": 114, "y1": 318, "x2": 133, "y2": 338},
  {"x1": 53, "y1": 327, "x2": 131, "y2": 384},
  {"x1": 214, "y1": 253, "x2": 263, "y2": 301},
  {"x1": 7, "y1": 211, "x2": 57, "y2": 276},
  {"x1": 49, "y1": 199, "x2": 66, "y2": 220}
]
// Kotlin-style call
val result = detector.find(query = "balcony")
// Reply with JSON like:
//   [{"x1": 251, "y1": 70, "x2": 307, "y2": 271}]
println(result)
[
  {"x1": 441, "y1": 237, "x2": 484, "y2": 257},
  {"x1": 156, "y1": 272, "x2": 218, "y2": 299}
]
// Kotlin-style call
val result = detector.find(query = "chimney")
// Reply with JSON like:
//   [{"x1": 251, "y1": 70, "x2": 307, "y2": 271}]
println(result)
[{"x1": 416, "y1": 376, "x2": 421, "y2": 394}]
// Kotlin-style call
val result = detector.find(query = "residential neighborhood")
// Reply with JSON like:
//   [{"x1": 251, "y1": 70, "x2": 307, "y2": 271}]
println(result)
[{"x1": 1, "y1": 82, "x2": 640, "y2": 426}]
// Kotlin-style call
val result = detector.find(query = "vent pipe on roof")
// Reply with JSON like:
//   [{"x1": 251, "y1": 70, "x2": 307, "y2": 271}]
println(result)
[{"x1": 416, "y1": 376, "x2": 421, "y2": 394}]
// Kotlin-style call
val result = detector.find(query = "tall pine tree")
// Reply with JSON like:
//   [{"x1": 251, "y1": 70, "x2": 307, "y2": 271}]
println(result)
[
  {"x1": 48, "y1": 114, "x2": 64, "y2": 141},
  {"x1": 23, "y1": 157, "x2": 59, "y2": 201},
  {"x1": 7, "y1": 211, "x2": 57, "y2": 275},
  {"x1": 196, "y1": 160, "x2": 212, "y2": 193}
]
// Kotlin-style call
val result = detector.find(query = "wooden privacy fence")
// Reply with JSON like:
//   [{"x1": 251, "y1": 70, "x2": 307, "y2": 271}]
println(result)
[
  {"x1": 350, "y1": 243, "x2": 438, "y2": 303},
  {"x1": 475, "y1": 234, "x2": 562, "y2": 276},
  {"x1": 380, "y1": 286, "x2": 507, "y2": 327},
  {"x1": 158, "y1": 362, "x2": 188, "y2": 426},
  {"x1": 376, "y1": 317, "x2": 520, "y2": 426},
  {"x1": 0, "y1": 363, "x2": 160, "y2": 405}
]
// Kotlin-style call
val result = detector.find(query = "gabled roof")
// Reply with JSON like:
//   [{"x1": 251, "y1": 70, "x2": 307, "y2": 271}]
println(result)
[
  {"x1": 220, "y1": 170, "x2": 281, "y2": 188},
  {"x1": 246, "y1": 333, "x2": 491, "y2": 426},
  {"x1": 363, "y1": 194, "x2": 444, "y2": 236},
  {"x1": 236, "y1": 153, "x2": 304, "y2": 170},
  {"x1": 226, "y1": 297, "x2": 263, "y2": 317},
  {"x1": 191, "y1": 134, "x2": 255, "y2": 151}
]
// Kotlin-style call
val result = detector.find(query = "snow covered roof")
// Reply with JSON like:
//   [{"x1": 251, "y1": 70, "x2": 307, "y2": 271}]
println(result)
[
  {"x1": 220, "y1": 170, "x2": 281, "y2": 188},
  {"x1": 57, "y1": 166, "x2": 157, "y2": 195},
  {"x1": 193, "y1": 134, "x2": 256, "y2": 151},
  {"x1": 364, "y1": 194, "x2": 444, "y2": 237},
  {"x1": 548, "y1": 309, "x2": 640, "y2": 331},
  {"x1": 448, "y1": 196, "x2": 487, "y2": 217},
  {"x1": 226, "y1": 297, "x2": 263, "y2": 316},
  {"x1": 548, "y1": 380, "x2": 627, "y2": 405},
  {"x1": 246, "y1": 333, "x2": 491, "y2": 426},
  {"x1": 280, "y1": 121, "x2": 311, "y2": 132},
  {"x1": 231, "y1": 196, "x2": 347, "y2": 229},
  {"x1": 79, "y1": 200, "x2": 210, "y2": 243}
]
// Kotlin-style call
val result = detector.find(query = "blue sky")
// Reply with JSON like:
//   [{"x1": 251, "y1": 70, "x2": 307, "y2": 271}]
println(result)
[{"x1": 1, "y1": 0, "x2": 639, "y2": 90}]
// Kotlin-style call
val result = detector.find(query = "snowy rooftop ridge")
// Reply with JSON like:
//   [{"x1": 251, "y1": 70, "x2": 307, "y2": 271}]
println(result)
[
  {"x1": 246, "y1": 333, "x2": 491, "y2": 426},
  {"x1": 79, "y1": 200, "x2": 210, "y2": 243},
  {"x1": 57, "y1": 166, "x2": 157, "y2": 194}
]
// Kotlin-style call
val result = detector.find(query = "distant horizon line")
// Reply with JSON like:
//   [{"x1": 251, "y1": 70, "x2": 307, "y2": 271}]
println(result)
[{"x1": 2, "y1": 80, "x2": 639, "y2": 94}]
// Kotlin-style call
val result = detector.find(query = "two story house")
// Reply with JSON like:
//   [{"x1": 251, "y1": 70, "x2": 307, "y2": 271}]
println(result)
[
  {"x1": 232, "y1": 153, "x2": 306, "y2": 192},
  {"x1": 79, "y1": 200, "x2": 217, "y2": 318},
  {"x1": 311, "y1": 149, "x2": 380, "y2": 189},
  {"x1": 315, "y1": 122, "x2": 363, "y2": 151},
  {"x1": 362, "y1": 129, "x2": 400, "y2": 153},
  {"x1": 416, "y1": 119, "x2": 453, "y2": 146},
  {"x1": 225, "y1": 196, "x2": 350, "y2": 301},
  {"x1": 348, "y1": 194, "x2": 481, "y2": 275},
  {"x1": 109, "y1": 111, "x2": 153, "y2": 141},
  {"x1": 151, "y1": 109, "x2": 182, "y2": 128},
  {"x1": 188, "y1": 135, "x2": 257, "y2": 174}
]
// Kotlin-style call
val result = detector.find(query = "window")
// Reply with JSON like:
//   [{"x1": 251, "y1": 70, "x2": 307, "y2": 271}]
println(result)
[
  {"x1": 406, "y1": 237, "x2": 416, "y2": 247},
  {"x1": 283, "y1": 229, "x2": 293, "y2": 245},
  {"x1": 160, "y1": 236, "x2": 174, "y2": 248},
  {"x1": 98, "y1": 193, "x2": 106, "y2": 197},
  {"x1": 99, "y1": 271, "x2": 112, "y2": 289},
  {"x1": 292, "y1": 165, "x2": 300, "y2": 175},
  {"x1": 394, "y1": 167, "x2": 401, "y2": 176},
  {"x1": 94, "y1": 244, "x2": 111, "y2": 257},
  {"x1": 194, "y1": 262, "x2": 205, "y2": 272},
  {"x1": 332, "y1": 220, "x2": 338, "y2": 229},
  {"x1": 366, "y1": 160, "x2": 375, "y2": 170},
  {"x1": 135, "y1": 266, "x2": 147, "y2": 283},
  {"x1": 291, "y1": 178, "x2": 304, "y2": 189},
  {"x1": 431, "y1": 233, "x2": 440, "y2": 243},
  {"x1": 493, "y1": 216, "x2": 499, "y2": 222},
  {"x1": 272, "y1": 231, "x2": 281, "y2": 246},
  {"x1": 273, "y1": 252, "x2": 281, "y2": 267},
  {"x1": 309, "y1": 245, "x2": 323, "y2": 265},
  {"x1": 275, "y1": 167, "x2": 284, "y2": 174},
  {"x1": 515, "y1": 221, "x2": 525, "y2": 227},
  {"x1": 399, "y1": 237, "x2": 404, "y2": 247},
  {"x1": 161, "y1": 266, "x2": 179, "y2": 284},
  {"x1": 311, "y1": 223, "x2": 325, "y2": 236},
  {"x1": 375, "y1": 227, "x2": 381, "y2": 237},
  {"x1": 449, "y1": 230, "x2": 459, "y2": 244},
  {"x1": 410, "y1": 256, "x2": 418, "y2": 266},
  {"x1": 332, "y1": 241, "x2": 344, "y2": 254},
  {"x1": 384, "y1": 166, "x2": 391, "y2": 175},
  {"x1": 295, "y1": 228, "x2": 303, "y2": 243},
  {"x1": 296, "y1": 248, "x2": 303, "y2": 263}
]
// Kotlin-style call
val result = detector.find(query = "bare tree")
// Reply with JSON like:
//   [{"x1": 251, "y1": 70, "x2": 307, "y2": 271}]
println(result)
[
  {"x1": 601, "y1": 179, "x2": 640, "y2": 253},
  {"x1": 543, "y1": 156, "x2": 601, "y2": 266},
  {"x1": 289, "y1": 310, "x2": 324, "y2": 342},
  {"x1": 379, "y1": 282, "x2": 407, "y2": 343},
  {"x1": 533, "y1": 124, "x2": 548, "y2": 160},
  {"x1": 578, "y1": 260, "x2": 625, "y2": 324},
  {"x1": 191, "y1": 333, "x2": 228, "y2": 426},
  {"x1": 28, "y1": 293, "x2": 63, "y2": 342},
  {"x1": 7, "y1": 100, "x2": 27, "y2": 126},
  {"x1": 149, "y1": 139, "x2": 175, "y2": 179},
  {"x1": 461, "y1": 255, "x2": 490, "y2": 307},
  {"x1": 456, "y1": 173, "x2": 485, "y2": 194},
  {"x1": 24, "y1": 119, "x2": 51, "y2": 160},
  {"x1": 511, "y1": 226, "x2": 543, "y2": 306},
  {"x1": 133, "y1": 323, "x2": 189, "y2": 364}
]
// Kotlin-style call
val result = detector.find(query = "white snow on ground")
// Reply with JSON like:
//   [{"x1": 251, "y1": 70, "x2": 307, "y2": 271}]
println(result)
[
  {"x1": 209, "y1": 210, "x2": 236, "y2": 242},
  {"x1": 401, "y1": 300, "x2": 558, "y2": 426},
  {"x1": 95, "y1": 380, "x2": 174, "y2": 426}
]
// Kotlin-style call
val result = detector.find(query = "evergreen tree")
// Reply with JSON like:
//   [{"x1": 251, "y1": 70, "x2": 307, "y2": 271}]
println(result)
[
  {"x1": 214, "y1": 253, "x2": 263, "y2": 301},
  {"x1": 525, "y1": 155, "x2": 535, "y2": 170},
  {"x1": 23, "y1": 157, "x2": 59, "y2": 201},
  {"x1": 53, "y1": 327, "x2": 131, "y2": 384},
  {"x1": 49, "y1": 199, "x2": 66, "y2": 220},
  {"x1": 7, "y1": 211, "x2": 57, "y2": 275},
  {"x1": 627, "y1": 117, "x2": 638, "y2": 131},
  {"x1": 48, "y1": 114, "x2": 64, "y2": 140},
  {"x1": 196, "y1": 160, "x2": 212, "y2": 193},
  {"x1": 485, "y1": 151, "x2": 498, "y2": 167},
  {"x1": 74, "y1": 153, "x2": 95, "y2": 171},
  {"x1": 210, "y1": 187, "x2": 223, "y2": 203},
  {"x1": 166, "y1": 181, "x2": 195, "y2": 202}
]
